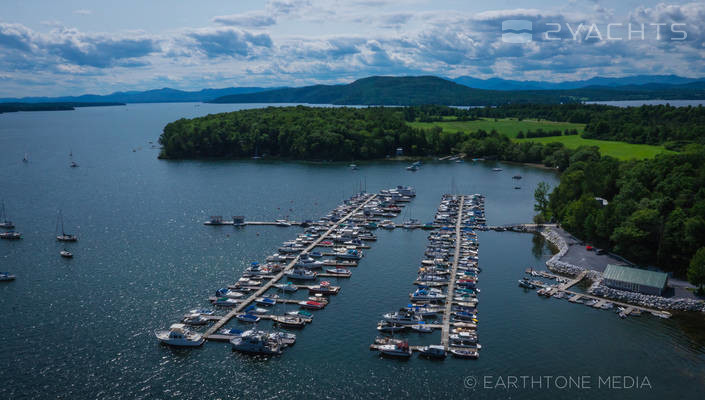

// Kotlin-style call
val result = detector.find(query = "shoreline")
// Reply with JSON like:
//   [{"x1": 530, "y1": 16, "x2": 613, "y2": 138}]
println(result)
[{"x1": 540, "y1": 227, "x2": 705, "y2": 313}]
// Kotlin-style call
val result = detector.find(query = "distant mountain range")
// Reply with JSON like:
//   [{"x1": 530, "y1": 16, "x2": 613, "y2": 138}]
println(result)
[
  {"x1": 3, "y1": 75, "x2": 705, "y2": 106},
  {"x1": 450, "y1": 74, "x2": 703, "y2": 91},
  {"x1": 0, "y1": 87, "x2": 270, "y2": 104},
  {"x1": 210, "y1": 76, "x2": 705, "y2": 106}
]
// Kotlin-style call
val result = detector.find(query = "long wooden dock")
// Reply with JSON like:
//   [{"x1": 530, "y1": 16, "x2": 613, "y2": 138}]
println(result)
[
  {"x1": 440, "y1": 195, "x2": 465, "y2": 348},
  {"x1": 203, "y1": 193, "x2": 378, "y2": 339}
]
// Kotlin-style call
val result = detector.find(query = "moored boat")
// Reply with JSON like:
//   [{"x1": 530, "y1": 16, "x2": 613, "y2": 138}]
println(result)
[
  {"x1": 236, "y1": 313, "x2": 261, "y2": 323},
  {"x1": 230, "y1": 330, "x2": 282, "y2": 355},
  {"x1": 378, "y1": 341, "x2": 412, "y2": 358},
  {"x1": 154, "y1": 323, "x2": 204, "y2": 347},
  {"x1": 419, "y1": 345, "x2": 446, "y2": 359}
]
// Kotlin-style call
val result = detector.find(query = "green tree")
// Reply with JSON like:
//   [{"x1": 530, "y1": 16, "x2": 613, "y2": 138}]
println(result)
[
  {"x1": 534, "y1": 182, "x2": 551, "y2": 220},
  {"x1": 688, "y1": 247, "x2": 705, "y2": 293}
]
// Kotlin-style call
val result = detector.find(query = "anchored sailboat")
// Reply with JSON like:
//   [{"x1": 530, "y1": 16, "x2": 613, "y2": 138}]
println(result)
[
  {"x1": 56, "y1": 210, "x2": 78, "y2": 242},
  {"x1": 0, "y1": 202, "x2": 14, "y2": 229}
]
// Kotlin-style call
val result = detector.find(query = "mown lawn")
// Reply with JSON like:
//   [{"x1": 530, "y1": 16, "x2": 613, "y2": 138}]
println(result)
[
  {"x1": 514, "y1": 135, "x2": 676, "y2": 160},
  {"x1": 407, "y1": 117, "x2": 675, "y2": 160}
]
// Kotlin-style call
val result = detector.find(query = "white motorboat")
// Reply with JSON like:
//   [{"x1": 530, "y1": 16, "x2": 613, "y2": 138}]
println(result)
[
  {"x1": 155, "y1": 323, "x2": 204, "y2": 347},
  {"x1": 213, "y1": 297, "x2": 240, "y2": 307},
  {"x1": 450, "y1": 348, "x2": 479, "y2": 359},
  {"x1": 419, "y1": 345, "x2": 446, "y2": 359},
  {"x1": 230, "y1": 330, "x2": 282, "y2": 355},
  {"x1": 410, "y1": 323, "x2": 433, "y2": 333},
  {"x1": 0, "y1": 272, "x2": 16, "y2": 281},
  {"x1": 378, "y1": 341, "x2": 412, "y2": 358},
  {"x1": 285, "y1": 269, "x2": 317, "y2": 280},
  {"x1": 449, "y1": 332, "x2": 478, "y2": 347},
  {"x1": 182, "y1": 313, "x2": 208, "y2": 325},
  {"x1": 236, "y1": 314, "x2": 261, "y2": 323},
  {"x1": 60, "y1": 250, "x2": 73, "y2": 258},
  {"x1": 270, "y1": 331, "x2": 296, "y2": 346},
  {"x1": 276, "y1": 282, "x2": 298, "y2": 293},
  {"x1": 295, "y1": 258, "x2": 324, "y2": 269},
  {"x1": 383, "y1": 311, "x2": 423, "y2": 325},
  {"x1": 410, "y1": 288, "x2": 445, "y2": 301},
  {"x1": 215, "y1": 288, "x2": 245, "y2": 299},
  {"x1": 325, "y1": 267, "x2": 351, "y2": 277},
  {"x1": 0, "y1": 231, "x2": 21, "y2": 240}
]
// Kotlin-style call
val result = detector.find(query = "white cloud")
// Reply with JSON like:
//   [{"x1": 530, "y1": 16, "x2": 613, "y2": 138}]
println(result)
[
  {"x1": 2, "y1": 2, "x2": 705, "y2": 96},
  {"x1": 73, "y1": 9, "x2": 92, "y2": 15}
]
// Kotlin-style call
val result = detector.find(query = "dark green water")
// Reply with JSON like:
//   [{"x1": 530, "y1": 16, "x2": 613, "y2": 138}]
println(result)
[{"x1": 1, "y1": 103, "x2": 703, "y2": 399}]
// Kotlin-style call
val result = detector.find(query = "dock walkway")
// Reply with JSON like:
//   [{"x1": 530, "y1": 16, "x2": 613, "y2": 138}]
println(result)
[
  {"x1": 440, "y1": 195, "x2": 465, "y2": 348},
  {"x1": 203, "y1": 194, "x2": 378, "y2": 339}
]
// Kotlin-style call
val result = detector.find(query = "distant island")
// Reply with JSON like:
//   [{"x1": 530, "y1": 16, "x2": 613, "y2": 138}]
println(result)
[
  {"x1": 208, "y1": 76, "x2": 705, "y2": 106},
  {"x1": 0, "y1": 102, "x2": 125, "y2": 114}
]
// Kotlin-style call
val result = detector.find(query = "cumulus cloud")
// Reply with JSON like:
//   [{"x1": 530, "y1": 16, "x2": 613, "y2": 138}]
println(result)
[
  {"x1": 213, "y1": 11, "x2": 276, "y2": 28},
  {"x1": 2, "y1": 1, "x2": 705, "y2": 97},
  {"x1": 185, "y1": 28, "x2": 273, "y2": 58},
  {"x1": 45, "y1": 28, "x2": 160, "y2": 67}
]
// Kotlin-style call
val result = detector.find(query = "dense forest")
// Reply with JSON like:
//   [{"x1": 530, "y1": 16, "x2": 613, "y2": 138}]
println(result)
[
  {"x1": 468, "y1": 103, "x2": 705, "y2": 147},
  {"x1": 539, "y1": 146, "x2": 705, "y2": 281},
  {"x1": 160, "y1": 105, "x2": 587, "y2": 168}
]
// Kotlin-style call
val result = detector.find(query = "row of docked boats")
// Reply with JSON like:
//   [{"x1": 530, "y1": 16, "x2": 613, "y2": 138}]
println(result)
[
  {"x1": 156, "y1": 186, "x2": 415, "y2": 355},
  {"x1": 373, "y1": 194, "x2": 484, "y2": 360}
]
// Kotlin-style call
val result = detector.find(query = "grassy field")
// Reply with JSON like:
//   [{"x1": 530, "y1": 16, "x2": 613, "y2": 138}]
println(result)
[
  {"x1": 408, "y1": 117, "x2": 585, "y2": 138},
  {"x1": 514, "y1": 135, "x2": 675, "y2": 160},
  {"x1": 408, "y1": 117, "x2": 674, "y2": 160}
]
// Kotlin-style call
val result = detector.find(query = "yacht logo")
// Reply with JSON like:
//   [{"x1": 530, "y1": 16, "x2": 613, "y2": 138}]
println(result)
[{"x1": 502, "y1": 20, "x2": 533, "y2": 43}]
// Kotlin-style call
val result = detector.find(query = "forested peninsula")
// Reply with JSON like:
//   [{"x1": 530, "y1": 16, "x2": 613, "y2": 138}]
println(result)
[{"x1": 158, "y1": 103, "x2": 705, "y2": 282}]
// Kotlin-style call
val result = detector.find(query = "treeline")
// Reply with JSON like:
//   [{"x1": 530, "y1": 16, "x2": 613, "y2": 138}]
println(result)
[
  {"x1": 582, "y1": 104, "x2": 705, "y2": 145},
  {"x1": 0, "y1": 102, "x2": 124, "y2": 114},
  {"x1": 543, "y1": 146, "x2": 705, "y2": 279},
  {"x1": 159, "y1": 106, "x2": 592, "y2": 171},
  {"x1": 517, "y1": 129, "x2": 579, "y2": 139},
  {"x1": 160, "y1": 106, "x2": 466, "y2": 160},
  {"x1": 467, "y1": 103, "x2": 705, "y2": 146}
]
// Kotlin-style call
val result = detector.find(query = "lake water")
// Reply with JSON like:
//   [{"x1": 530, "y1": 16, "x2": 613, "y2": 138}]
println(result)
[{"x1": 1, "y1": 103, "x2": 704, "y2": 399}]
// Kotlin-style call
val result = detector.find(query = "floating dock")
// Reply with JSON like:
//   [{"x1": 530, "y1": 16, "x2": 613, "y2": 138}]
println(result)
[
  {"x1": 371, "y1": 193, "x2": 484, "y2": 360},
  {"x1": 440, "y1": 195, "x2": 465, "y2": 348},
  {"x1": 203, "y1": 193, "x2": 380, "y2": 339}
]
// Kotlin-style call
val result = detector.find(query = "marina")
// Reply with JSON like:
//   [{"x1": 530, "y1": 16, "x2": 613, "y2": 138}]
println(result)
[
  {"x1": 2, "y1": 103, "x2": 704, "y2": 399},
  {"x1": 371, "y1": 193, "x2": 485, "y2": 359},
  {"x1": 158, "y1": 185, "x2": 419, "y2": 354}
]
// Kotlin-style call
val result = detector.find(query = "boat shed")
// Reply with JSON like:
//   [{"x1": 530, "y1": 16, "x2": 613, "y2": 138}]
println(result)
[{"x1": 602, "y1": 264, "x2": 668, "y2": 296}]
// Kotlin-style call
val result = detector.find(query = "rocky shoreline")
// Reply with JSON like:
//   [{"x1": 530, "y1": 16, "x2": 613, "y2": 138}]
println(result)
[{"x1": 541, "y1": 228, "x2": 705, "y2": 313}]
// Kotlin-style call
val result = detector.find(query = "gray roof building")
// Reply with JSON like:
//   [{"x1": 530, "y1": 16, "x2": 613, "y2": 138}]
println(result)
[{"x1": 602, "y1": 264, "x2": 668, "y2": 295}]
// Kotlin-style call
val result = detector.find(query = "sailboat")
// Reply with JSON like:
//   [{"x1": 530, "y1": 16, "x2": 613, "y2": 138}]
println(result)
[
  {"x1": 22, "y1": 153, "x2": 28, "y2": 163},
  {"x1": 69, "y1": 150, "x2": 78, "y2": 167},
  {"x1": 0, "y1": 202, "x2": 14, "y2": 229},
  {"x1": 56, "y1": 210, "x2": 78, "y2": 242}
]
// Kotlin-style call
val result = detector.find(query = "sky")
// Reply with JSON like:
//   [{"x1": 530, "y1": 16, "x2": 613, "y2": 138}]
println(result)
[{"x1": 0, "y1": 0, "x2": 703, "y2": 97}]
